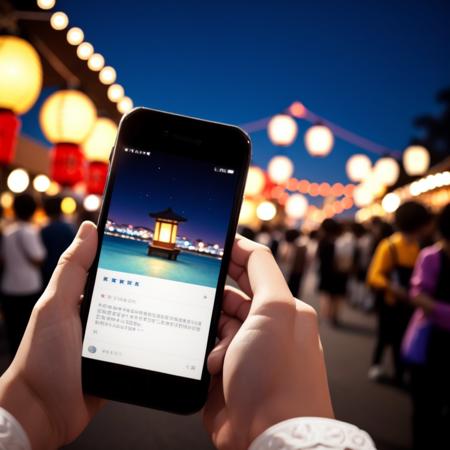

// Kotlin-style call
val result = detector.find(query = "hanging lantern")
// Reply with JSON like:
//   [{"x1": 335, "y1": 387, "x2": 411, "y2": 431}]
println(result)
[
  {"x1": 267, "y1": 155, "x2": 294, "y2": 185},
  {"x1": 373, "y1": 156, "x2": 399, "y2": 186},
  {"x1": 83, "y1": 117, "x2": 117, "y2": 195},
  {"x1": 0, "y1": 35, "x2": 43, "y2": 165},
  {"x1": 304, "y1": 124, "x2": 334, "y2": 157},
  {"x1": 244, "y1": 166, "x2": 266, "y2": 196},
  {"x1": 267, "y1": 114, "x2": 298, "y2": 146},
  {"x1": 403, "y1": 145, "x2": 430, "y2": 176},
  {"x1": 40, "y1": 90, "x2": 97, "y2": 186},
  {"x1": 346, "y1": 154, "x2": 372, "y2": 182},
  {"x1": 285, "y1": 194, "x2": 308, "y2": 219}
]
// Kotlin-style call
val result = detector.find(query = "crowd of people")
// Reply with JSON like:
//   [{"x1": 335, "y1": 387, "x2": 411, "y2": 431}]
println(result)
[{"x1": 241, "y1": 200, "x2": 450, "y2": 450}]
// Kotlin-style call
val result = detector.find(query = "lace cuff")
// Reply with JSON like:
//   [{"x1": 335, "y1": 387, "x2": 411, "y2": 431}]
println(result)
[
  {"x1": 0, "y1": 407, "x2": 31, "y2": 450},
  {"x1": 249, "y1": 417, "x2": 376, "y2": 450}
]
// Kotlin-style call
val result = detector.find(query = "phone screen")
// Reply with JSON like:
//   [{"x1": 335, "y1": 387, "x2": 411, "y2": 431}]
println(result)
[{"x1": 82, "y1": 145, "x2": 238, "y2": 380}]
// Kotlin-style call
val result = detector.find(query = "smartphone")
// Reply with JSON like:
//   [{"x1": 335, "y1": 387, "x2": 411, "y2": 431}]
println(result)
[{"x1": 80, "y1": 108, "x2": 250, "y2": 414}]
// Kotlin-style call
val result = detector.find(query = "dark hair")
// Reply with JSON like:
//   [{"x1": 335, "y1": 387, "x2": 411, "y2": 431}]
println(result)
[
  {"x1": 394, "y1": 201, "x2": 431, "y2": 233},
  {"x1": 320, "y1": 218, "x2": 342, "y2": 237},
  {"x1": 285, "y1": 229, "x2": 301, "y2": 243},
  {"x1": 352, "y1": 222, "x2": 366, "y2": 238},
  {"x1": 13, "y1": 194, "x2": 37, "y2": 221},
  {"x1": 43, "y1": 196, "x2": 62, "y2": 218},
  {"x1": 438, "y1": 203, "x2": 450, "y2": 240}
]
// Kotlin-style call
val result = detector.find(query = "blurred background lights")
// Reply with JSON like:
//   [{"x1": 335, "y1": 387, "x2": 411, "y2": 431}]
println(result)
[
  {"x1": 304, "y1": 124, "x2": 334, "y2": 157},
  {"x1": 7, "y1": 169, "x2": 30, "y2": 193},
  {"x1": 403, "y1": 145, "x2": 430, "y2": 176},
  {"x1": 61, "y1": 196, "x2": 77, "y2": 215},
  {"x1": 353, "y1": 184, "x2": 374, "y2": 208},
  {"x1": 83, "y1": 194, "x2": 101, "y2": 211},
  {"x1": 267, "y1": 155, "x2": 294, "y2": 184},
  {"x1": 267, "y1": 114, "x2": 298, "y2": 146},
  {"x1": 99, "y1": 66, "x2": 117, "y2": 85},
  {"x1": 50, "y1": 12, "x2": 69, "y2": 31},
  {"x1": 37, "y1": 0, "x2": 55, "y2": 10},
  {"x1": 33, "y1": 174, "x2": 51, "y2": 192},
  {"x1": 0, "y1": 192, "x2": 14, "y2": 209},
  {"x1": 107, "y1": 83, "x2": 124, "y2": 102},
  {"x1": 285, "y1": 193, "x2": 308, "y2": 219},
  {"x1": 382, "y1": 192, "x2": 401, "y2": 213},
  {"x1": 346, "y1": 154, "x2": 372, "y2": 182},
  {"x1": 76, "y1": 42, "x2": 94, "y2": 60},
  {"x1": 66, "y1": 27, "x2": 84, "y2": 46},
  {"x1": 117, "y1": 96, "x2": 133, "y2": 114},
  {"x1": 46, "y1": 181, "x2": 61, "y2": 196},
  {"x1": 373, "y1": 157, "x2": 400, "y2": 186},
  {"x1": 238, "y1": 199, "x2": 257, "y2": 225},
  {"x1": 87, "y1": 53, "x2": 105, "y2": 71},
  {"x1": 244, "y1": 166, "x2": 266, "y2": 196},
  {"x1": 256, "y1": 201, "x2": 277, "y2": 221}
]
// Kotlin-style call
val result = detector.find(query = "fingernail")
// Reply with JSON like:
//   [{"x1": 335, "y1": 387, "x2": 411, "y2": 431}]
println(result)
[{"x1": 77, "y1": 221, "x2": 95, "y2": 239}]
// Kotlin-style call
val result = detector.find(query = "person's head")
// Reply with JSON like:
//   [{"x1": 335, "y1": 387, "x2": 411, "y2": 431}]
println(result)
[
  {"x1": 285, "y1": 228, "x2": 301, "y2": 243},
  {"x1": 394, "y1": 201, "x2": 432, "y2": 239},
  {"x1": 13, "y1": 193, "x2": 37, "y2": 222},
  {"x1": 352, "y1": 222, "x2": 367, "y2": 238},
  {"x1": 320, "y1": 218, "x2": 342, "y2": 240},
  {"x1": 43, "y1": 196, "x2": 63, "y2": 219},
  {"x1": 438, "y1": 203, "x2": 450, "y2": 242}
]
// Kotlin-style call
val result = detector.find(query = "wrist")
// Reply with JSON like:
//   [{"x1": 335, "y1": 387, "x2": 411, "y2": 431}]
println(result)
[{"x1": 0, "y1": 368, "x2": 60, "y2": 450}]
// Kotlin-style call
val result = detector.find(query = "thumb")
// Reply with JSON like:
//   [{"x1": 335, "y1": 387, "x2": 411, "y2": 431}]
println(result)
[{"x1": 43, "y1": 221, "x2": 98, "y2": 307}]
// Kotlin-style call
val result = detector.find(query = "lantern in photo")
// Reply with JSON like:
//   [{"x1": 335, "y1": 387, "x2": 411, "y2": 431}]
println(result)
[
  {"x1": 373, "y1": 157, "x2": 399, "y2": 186},
  {"x1": 40, "y1": 90, "x2": 97, "y2": 186},
  {"x1": 304, "y1": 124, "x2": 334, "y2": 157},
  {"x1": 83, "y1": 118, "x2": 117, "y2": 194},
  {"x1": 382, "y1": 192, "x2": 401, "y2": 213},
  {"x1": 244, "y1": 166, "x2": 266, "y2": 196},
  {"x1": 267, "y1": 155, "x2": 294, "y2": 184},
  {"x1": 0, "y1": 35, "x2": 43, "y2": 165},
  {"x1": 403, "y1": 145, "x2": 430, "y2": 176},
  {"x1": 353, "y1": 184, "x2": 374, "y2": 208},
  {"x1": 267, "y1": 114, "x2": 298, "y2": 146},
  {"x1": 256, "y1": 201, "x2": 277, "y2": 222},
  {"x1": 346, "y1": 154, "x2": 372, "y2": 182},
  {"x1": 285, "y1": 193, "x2": 308, "y2": 219}
]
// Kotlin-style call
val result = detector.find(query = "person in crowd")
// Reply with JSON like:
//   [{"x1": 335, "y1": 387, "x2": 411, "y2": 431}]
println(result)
[
  {"x1": 408, "y1": 203, "x2": 450, "y2": 449},
  {"x1": 277, "y1": 228, "x2": 307, "y2": 296},
  {"x1": 367, "y1": 201, "x2": 432, "y2": 384},
  {"x1": 40, "y1": 196, "x2": 76, "y2": 287},
  {"x1": 334, "y1": 221, "x2": 357, "y2": 297},
  {"x1": 317, "y1": 218, "x2": 346, "y2": 326},
  {"x1": 0, "y1": 194, "x2": 46, "y2": 357},
  {"x1": 0, "y1": 223, "x2": 376, "y2": 450}
]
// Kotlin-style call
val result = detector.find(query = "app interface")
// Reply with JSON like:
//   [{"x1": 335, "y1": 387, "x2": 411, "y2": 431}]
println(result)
[{"x1": 82, "y1": 147, "x2": 237, "y2": 380}]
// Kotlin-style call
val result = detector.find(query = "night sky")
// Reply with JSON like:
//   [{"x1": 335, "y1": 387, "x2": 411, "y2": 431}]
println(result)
[
  {"x1": 108, "y1": 149, "x2": 237, "y2": 246},
  {"x1": 22, "y1": 0, "x2": 450, "y2": 201}
]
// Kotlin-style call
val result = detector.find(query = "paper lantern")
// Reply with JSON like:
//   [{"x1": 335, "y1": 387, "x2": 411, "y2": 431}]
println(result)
[
  {"x1": 267, "y1": 155, "x2": 294, "y2": 184},
  {"x1": 244, "y1": 166, "x2": 266, "y2": 196},
  {"x1": 256, "y1": 201, "x2": 276, "y2": 221},
  {"x1": 67, "y1": 27, "x2": 84, "y2": 45},
  {"x1": 83, "y1": 118, "x2": 117, "y2": 162},
  {"x1": 373, "y1": 157, "x2": 399, "y2": 186},
  {"x1": 107, "y1": 84, "x2": 124, "y2": 102},
  {"x1": 51, "y1": 143, "x2": 85, "y2": 186},
  {"x1": 346, "y1": 154, "x2": 372, "y2": 182},
  {"x1": 267, "y1": 114, "x2": 298, "y2": 146},
  {"x1": 403, "y1": 145, "x2": 430, "y2": 176},
  {"x1": 285, "y1": 194, "x2": 308, "y2": 219},
  {"x1": 353, "y1": 184, "x2": 374, "y2": 208},
  {"x1": 50, "y1": 12, "x2": 69, "y2": 30},
  {"x1": 0, "y1": 111, "x2": 20, "y2": 165},
  {"x1": 117, "y1": 96, "x2": 133, "y2": 114},
  {"x1": 87, "y1": 53, "x2": 105, "y2": 72},
  {"x1": 77, "y1": 42, "x2": 93, "y2": 60},
  {"x1": 304, "y1": 125, "x2": 334, "y2": 157},
  {"x1": 382, "y1": 193, "x2": 401, "y2": 213}
]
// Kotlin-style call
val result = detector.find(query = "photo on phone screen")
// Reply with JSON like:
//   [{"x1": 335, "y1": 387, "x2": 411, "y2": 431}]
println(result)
[{"x1": 82, "y1": 145, "x2": 240, "y2": 380}]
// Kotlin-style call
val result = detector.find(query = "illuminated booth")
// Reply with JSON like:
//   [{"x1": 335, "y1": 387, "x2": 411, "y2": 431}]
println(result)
[{"x1": 148, "y1": 208, "x2": 187, "y2": 260}]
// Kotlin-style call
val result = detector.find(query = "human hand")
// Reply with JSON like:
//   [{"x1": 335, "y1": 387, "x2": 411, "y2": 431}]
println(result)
[
  {"x1": 203, "y1": 235, "x2": 333, "y2": 450},
  {"x1": 0, "y1": 221, "x2": 102, "y2": 450}
]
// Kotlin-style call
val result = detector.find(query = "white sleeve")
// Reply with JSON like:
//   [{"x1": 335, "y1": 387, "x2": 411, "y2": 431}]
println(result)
[
  {"x1": 0, "y1": 407, "x2": 31, "y2": 450},
  {"x1": 249, "y1": 417, "x2": 376, "y2": 450},
  {"x1": 22, "y1": 226, "x2": 46, "y2": 262}
]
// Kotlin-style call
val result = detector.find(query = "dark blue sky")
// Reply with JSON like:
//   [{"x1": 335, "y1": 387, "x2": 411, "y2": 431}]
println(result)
[
  {"x1": 108, "y1": 150, "x2": 237, "y2": 246},
  {"x1": 23, "y1": 0, "x2": 450, "y2": 186}
]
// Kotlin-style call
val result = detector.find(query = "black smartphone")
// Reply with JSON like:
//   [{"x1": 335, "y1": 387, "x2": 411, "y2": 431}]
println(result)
[{"x1": 80, "y1": 108, "x2": 250, "y2": 414}]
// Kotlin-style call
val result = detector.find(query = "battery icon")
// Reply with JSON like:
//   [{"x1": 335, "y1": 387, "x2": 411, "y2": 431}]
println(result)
[{"x1": 227, "y1": 169, "x2": 234, "y2": 174}]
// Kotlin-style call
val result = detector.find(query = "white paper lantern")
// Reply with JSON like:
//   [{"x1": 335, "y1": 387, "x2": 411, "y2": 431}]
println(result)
[
  {"x1": 267, "y1": 114, "x2": 298, "y2": 146},
  {"x1": 346, "y1": 154, "x2": 372, "y2": 182},
  {"x1": 267, "y1": 155, "x2": 294, "y2": 184},
  {"x1": 285, "y1": 194, "x2": 308, "y2": 219},
  {"x1": 403, "y1": 145, "x2": 430, "y2": 176},
  {"x1": 373, "y1": 157, "x2": 400, "y2": 186},
  {"x1": 304, "y1": 124, "x2": 334, "y2": 157},
  {"x1": 244, "y1": 166, "x2": 266, "y2": 196}
]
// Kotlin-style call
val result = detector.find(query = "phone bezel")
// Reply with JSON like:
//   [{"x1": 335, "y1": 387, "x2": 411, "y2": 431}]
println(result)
[{"x1": 80, "y1": 107, "x2": 251, "y2": 414}]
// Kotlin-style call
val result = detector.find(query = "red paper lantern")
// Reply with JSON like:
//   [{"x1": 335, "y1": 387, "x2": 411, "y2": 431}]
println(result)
[
  {"x1": 51, "y1": 143, "x2": 84, "y2": 186},
  {"x1": 0, "y1": 110, "x2": 20, "y2": 165},
  {"x1": 86, "y1": 161, "x2": 108, "y2": 195}
]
